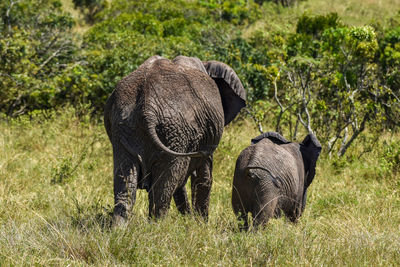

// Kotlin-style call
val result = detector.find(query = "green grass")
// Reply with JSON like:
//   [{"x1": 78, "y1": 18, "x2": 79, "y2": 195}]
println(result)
[
  {"x1": 243, "y1": 0, "x2": 400, "y2": 39},
  {"x1": 298, "y1": 0, "x2": 400, "y2": 26},
  {"x1": 60, "y1": 0, "x2": 91, "y2": 34},
  {"x1": 0, "y1": 107, "x2": 399, "y2": 265}
]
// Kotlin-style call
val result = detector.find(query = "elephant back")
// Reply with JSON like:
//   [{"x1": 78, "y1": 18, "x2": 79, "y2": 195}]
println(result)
[
  {"x1": 142, "y1": 58, "x2": 224, "y2": 154},
  {"x1": 112, "y1": 56, "x2": 165, "y2": 118},
  {"x1": 172, "y1": 56, "x2": 207, "y2": 73}
]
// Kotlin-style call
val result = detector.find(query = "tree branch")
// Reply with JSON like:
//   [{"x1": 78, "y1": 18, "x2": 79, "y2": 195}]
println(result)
[
  {"x1": 34, "y1": 44, "x2": 68, "y2": 75},
  {"x1": 245, "y1": 107, "x2": 263, "y2": 134},
  {"x1": 6, "y1": 1, "x2": 19, "y2": 34},
  {"x1": 339, "y1": 112, "x2": 369, "y2": 157}
]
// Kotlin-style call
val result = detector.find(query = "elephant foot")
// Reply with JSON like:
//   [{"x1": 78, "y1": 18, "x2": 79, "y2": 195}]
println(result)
[{"x1": 112, "y1": 214, "x2": 128, "y2": 228}]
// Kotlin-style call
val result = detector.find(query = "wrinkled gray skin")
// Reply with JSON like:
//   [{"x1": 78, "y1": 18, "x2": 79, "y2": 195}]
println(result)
[
  {"x1": 104, "y1": 55, "x2": 246, "y2": 225},
  {"x1": 232, "y1": 132, "x2": 321, "y2": 230}
]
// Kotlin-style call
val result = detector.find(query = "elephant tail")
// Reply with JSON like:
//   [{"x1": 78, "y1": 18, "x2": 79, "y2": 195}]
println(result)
[
  {"x1": 120, "y1": 135, "x2": 151, "y2": 190},
  {"x1": 146, "y1": 119, "x2": 211, "y2": 158},
  {"x1": 246, "y1": 166, "x2": 283, "y2": 188}
]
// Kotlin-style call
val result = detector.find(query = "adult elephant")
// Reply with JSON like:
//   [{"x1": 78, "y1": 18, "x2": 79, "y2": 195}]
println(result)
[
  {"x1": 104, "y1": 55, "x2": 246, "y2": 224},
  {"x1": 232, "y1": 132, "x2": 321, "y2": 230}
]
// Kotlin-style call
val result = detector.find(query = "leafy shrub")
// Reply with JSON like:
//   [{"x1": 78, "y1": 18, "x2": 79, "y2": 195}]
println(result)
[
  {"x1": 296, "y1": 13, "x2": 342, "y2": 38},
  {"x1": 379, "y1": 140, "x2": 400, "y2": 176},
  {"x1": 255, "y1": 0, "x2": 303, "y2": 7},
  {"x1": 72, "y1": 0, "x2": 107, "y2": 23},
  {"x1": 0, "y1": 0, "x2": 81, "y2": 116}
]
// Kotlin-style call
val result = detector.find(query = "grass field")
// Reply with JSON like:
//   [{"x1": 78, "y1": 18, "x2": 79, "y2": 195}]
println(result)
[
  {"x1": 1, "y1": 107, "x2": 399, "y2": 265},
  {"x1": 1, "y1": 1, "x2": 400, "y2": 265}
]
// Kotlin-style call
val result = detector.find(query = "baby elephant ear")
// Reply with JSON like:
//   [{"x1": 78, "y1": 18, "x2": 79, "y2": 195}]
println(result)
[
  {"x1": 203, "y1": 61, "x2": 246, "y2": 125},
  {"x1": 251, "y1": 132, "x2": 290, "y2": 145},
  {"x1": 301, "y1": 134, "x2": 322, "y2": 188},
  {"x1": 301, "y1": 134, "x2": 322, "y2": 150}
]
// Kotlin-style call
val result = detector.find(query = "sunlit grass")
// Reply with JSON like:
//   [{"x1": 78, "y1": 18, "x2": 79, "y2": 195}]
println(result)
[
  {"x1": 0, "y1": 107, "x2": 399, "y2": 265},
  {"x1": 243, "y1": 0, "x2": 400, "y2": 40},
  {"x1": 299, "y1": 0, "x2": 400, "y2": 26}
]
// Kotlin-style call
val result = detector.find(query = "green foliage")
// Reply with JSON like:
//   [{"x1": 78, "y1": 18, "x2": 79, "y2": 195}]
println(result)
[
  {"x1": 296, "y1": 12, "x2": 342, "y2": 37},
  {"x1": 247, "y1": 13, "x2": 400, "y2": 155},
  {"x1": 72, "y1": 0, "x2": 106, "y2": 23},
  {"x1": 379, "y1": 139, "x2": 400, "y2": 176},
  {"x1": 220, "y1": 0, "x2": 260, "y2": 25},
  {"x1": 378, "y1": 25, "x2": 400, "y2": 93},
  {"x1": 0, "y1": 0, "x2": 82, "y2": 116},
  {"x1": 255, "y1": 0, "x2": 303, "y2": 7},
  {"x1": 51, "y1": 156, "x2": 76, "y2": 184}
]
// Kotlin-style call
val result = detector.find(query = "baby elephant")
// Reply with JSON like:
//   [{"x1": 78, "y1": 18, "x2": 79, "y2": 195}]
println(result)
[{"x1": 232, "y1": 132, "x2": 321, "y2": 230}]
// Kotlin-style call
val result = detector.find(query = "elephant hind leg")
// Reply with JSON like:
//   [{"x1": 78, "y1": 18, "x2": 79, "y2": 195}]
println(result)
[
  {"x1": 113, "y1": 157, "x2": 139, "y2": 225},
  {"x1": 232, "y1": 184, "x2": 249, "y2": 231},
  {"x1": 191, "y1": 156, "x2": 213, "y2": 219},
  {"x1": 252, "y1": 196, "x2": 278, "y2": 229},
  {"x1": 148, "y1": 158, "x2": 189, "y2": 219},
  {"x1": 284, "y1": 205, "x2": 302, "y2": 223},
  {"x1": 233, "y1": 207, "x2": 249, "y2": 231},
  {"x1": 173, "y1": 186, "x2": 191, "y2": 215},
  {"x1": 148, "y1": 177, "x2": 174, "y2": 219}
]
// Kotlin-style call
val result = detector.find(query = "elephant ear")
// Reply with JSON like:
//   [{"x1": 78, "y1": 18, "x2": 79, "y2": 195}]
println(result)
[
  {"x1": 203, "y1": 61, "x2": 246, "y2": 125},
  {"x1": 300, "y1": 134, "x2": 322, "y2": 188},
  {"x1": 301, "y1": 134, "x2": 322, "y2": 150},
  {"x1": 251, "y1": 132, "x2": 290, "y2": 145}
]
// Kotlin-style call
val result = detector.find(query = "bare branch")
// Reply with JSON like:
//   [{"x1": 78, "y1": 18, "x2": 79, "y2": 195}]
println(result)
[
  {"x1": 343, "y1": 72, "x2": 351, "y2": 92},
  {"x1": 338, "y1": 126, "x2": 348, "y2": 156},
  {"x1": 383, "y1": 85, "x2": 400, "y2": 102},
  {"x1": 339, "y1": 112, "x2": 369, "y2": 157},
  {"x1": 297, "y1": 66, "x2": 314, "y2": 134},
  {"x1": 273, "y1": 70, "x2": 284, "y2": 133},
  {"x1": 274, "y1": 70, "x2": 299, "y2": 133},
  {"x1": 297, "y1": 112, "x2": 313, "y2": 134},
  {"x1": 0, "y1": 73, "x2": 22, "y2": 86},
  {"x1": 245, "y1": 107, "x2": 263, "y2": 134},
  {"x1": 34, "y1": 44, "x2": 68, "y2": 75},
  {"x1": 293, "y1": 116, "x2": 299, "y2": 141},
  {"x1": 327, "y1": 119, "x2": 353, "y2": 154},
  {"x1": 6, "y1": 1, "x2": 20, "y2": 34}
]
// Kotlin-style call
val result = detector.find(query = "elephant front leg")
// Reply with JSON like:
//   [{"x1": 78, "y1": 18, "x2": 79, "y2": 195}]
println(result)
[
  {"x1": 191, "y1": 156, "x2": 213, "y2": 219},
  {"x1": 113, "y1": 158, "x2": 138, "y2": 226}
]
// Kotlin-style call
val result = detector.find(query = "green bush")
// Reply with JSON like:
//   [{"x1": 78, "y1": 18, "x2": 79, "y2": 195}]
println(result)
[{"x1": 0, "y1": 0, "x2": 81, "y2": 116}]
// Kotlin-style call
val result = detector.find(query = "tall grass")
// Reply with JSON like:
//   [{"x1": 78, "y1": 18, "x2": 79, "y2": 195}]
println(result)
[{"x1": 0, "y1": 107, "x2": 399, "y2": 265}]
